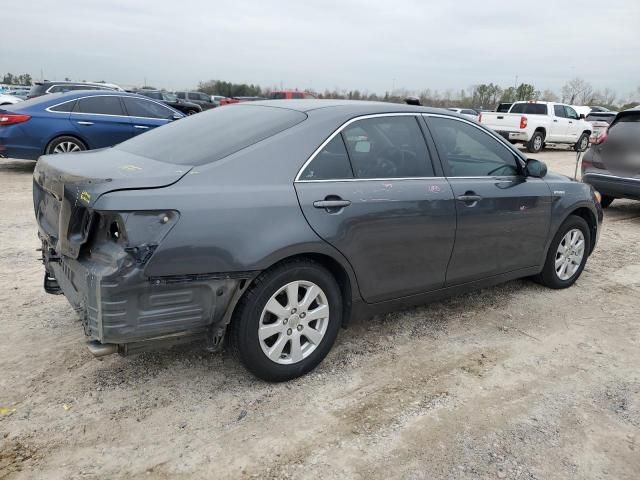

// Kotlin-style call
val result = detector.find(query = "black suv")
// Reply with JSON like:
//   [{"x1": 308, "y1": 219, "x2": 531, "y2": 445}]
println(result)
[
  {"x1": 136, "y1": 90, "x2": 202, "y2": 115},
  {"x1": 175, "y1": 91, "x2": 216, "y2": 110},
  {"x1": 27, "y1": 81, "x2": 122, "y2": 99}
]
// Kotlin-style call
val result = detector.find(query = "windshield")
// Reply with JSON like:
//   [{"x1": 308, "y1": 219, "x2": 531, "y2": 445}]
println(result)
[{"x1": 115, "y1": 104, "x2": 307, "y2": 166}]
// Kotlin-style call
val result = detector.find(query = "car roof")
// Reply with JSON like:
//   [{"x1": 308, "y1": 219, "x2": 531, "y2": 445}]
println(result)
[{"x1": 241, "y1": 99, "x2": 449, "y2": 115}]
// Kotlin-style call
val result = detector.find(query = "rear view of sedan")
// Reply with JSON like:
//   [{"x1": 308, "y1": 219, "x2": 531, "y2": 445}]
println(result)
[
  {"x1": 34, "y1": 100, "x2": 602, "y2": 382},
  {"x1": 0, "y1": 91, "x2": 183, "y2": 160},
  {"x1": 582, "y1": 108, "x2": 640, "y2": 207}
]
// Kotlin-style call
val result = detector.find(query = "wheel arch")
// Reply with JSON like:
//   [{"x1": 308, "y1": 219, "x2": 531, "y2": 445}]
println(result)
[
  {"x1": 534, "y1": 126, "x2": 546, "y2": 137},
  {"x1": 569, "y1": 207, "x2": 597, "y2": 255},
  {"x1": 240, "y1": 250, "x2": 358, "y2": 328}
]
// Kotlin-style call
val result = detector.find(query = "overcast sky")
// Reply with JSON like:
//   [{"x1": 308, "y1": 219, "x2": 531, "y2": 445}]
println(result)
[{"x1": 2, "y1": 0, "x2": 639, "y2": 96}]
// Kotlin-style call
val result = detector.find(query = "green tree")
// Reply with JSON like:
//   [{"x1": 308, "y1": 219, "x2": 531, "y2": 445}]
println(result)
[{"x1": 515, "y1": 83, "x2": 536, "y2": 100}]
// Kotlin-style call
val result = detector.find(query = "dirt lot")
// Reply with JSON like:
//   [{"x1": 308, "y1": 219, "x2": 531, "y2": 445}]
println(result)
[{"x1": 1, "y1": 149, "x2": 639, "y2": 480}]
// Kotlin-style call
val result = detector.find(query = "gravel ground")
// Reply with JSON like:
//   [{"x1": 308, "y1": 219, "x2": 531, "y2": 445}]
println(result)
[{"x1": 1, "y1": 149, "x2": 639, "y2": 480}]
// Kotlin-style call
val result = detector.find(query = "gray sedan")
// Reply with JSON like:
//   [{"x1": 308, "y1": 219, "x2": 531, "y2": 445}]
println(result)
[{"x1": 33, "y1": 100, "x2": 603, "y2": 381}]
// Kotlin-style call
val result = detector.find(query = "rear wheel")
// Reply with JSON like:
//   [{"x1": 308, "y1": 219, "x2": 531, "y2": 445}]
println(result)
[
  {"x1": 527, "y1": 131, "x2": 545, "y2": 153},
  {"x1": 45, "y1": 136, "x2": 86, "y2": 155},
  {"x1": 600, "y1": 195, "x2": 614, "y2": 208},
  {"x1": 575, "y1": 132, "x2": 590, "y2": 152},
  {"x1": 229, "y1": 259, "x2": 342, "y2": 381},
  {"x1": 535, "y1": 215, "x2": 590, "y2": 289}
]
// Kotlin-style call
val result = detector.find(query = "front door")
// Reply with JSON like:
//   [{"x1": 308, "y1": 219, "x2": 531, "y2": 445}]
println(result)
[
  {"x1": 121, "y1": 96, "x2": 174, "y2": 135},
  {"x1": 295, "y1": 115, "x2": 457, "y2": 303},
  {"x1": 551, "y1": 104, "x2": 570, "y2": 142},
  {"x1": 425, "y1": 115, "x2": 552, "y2": 285},
  {"x1": 71, "y1": 95, "x2": 133, "y2": 148}
]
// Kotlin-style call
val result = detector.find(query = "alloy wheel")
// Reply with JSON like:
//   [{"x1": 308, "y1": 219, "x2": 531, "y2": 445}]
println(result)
[
  {"x1": 555, "y1": 228, "x2": 585, "y2": 280},
  {"x1": 258, "y1": 280, "x2": 330, "y2": 365},
  {"x1": 53, "y1": 141, "x2": 82, "y2": 154}
]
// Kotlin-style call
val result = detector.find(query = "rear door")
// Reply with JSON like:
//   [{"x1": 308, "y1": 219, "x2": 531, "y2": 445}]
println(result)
[
  {"x1": 121, "y1": 96, "x2": 175, "y2": 134},
  {"x1": 551, "y1": 104, "x2": 570, "y2": 141},
  {"x1": 294, "y1": 114, "x2": 456, "y2": 303},
  {"x1": 424, "y1": 114, "x2": 551, "y2": 285},
  {"x1": 71, "y1": 95, "x2": 133, "y2": 148}
]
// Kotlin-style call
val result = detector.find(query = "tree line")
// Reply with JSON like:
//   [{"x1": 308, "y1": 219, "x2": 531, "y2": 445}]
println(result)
[
  {"x1": 196, "y1": 77, "x2": 638, "y2": 111},
  {"x1": 1, "y1": 73, "x2": 33, "y2": 86}
]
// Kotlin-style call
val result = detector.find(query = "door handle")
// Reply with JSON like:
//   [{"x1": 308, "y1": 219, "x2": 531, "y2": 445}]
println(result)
[
  {"x1": 553, "y1": 119, "x2": 558, "y2": 123},
  {"x1": 77, "y1": 121, "x2": 93, "y2": 126},
  {"x1": 313, "y1": 199, "x2": 351, "y2": 209},
  {"x1": 133, "y1": 125, "x2": 150, "y2": 129},
  {"x1": 456, "y1": 194, "x2": 482, "y2": 206},
  {"x1": 568, "y1": 121, "x2": 573, "y2": 124}
]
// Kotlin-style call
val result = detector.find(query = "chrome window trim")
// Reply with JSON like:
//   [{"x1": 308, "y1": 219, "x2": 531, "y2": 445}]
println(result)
[
  {"x1": 45, "y1": 94, "x2": 176, "y2": 121},
  {"x1": 583, "y1": 173, "x2": 640, "y2": 183},
  {"x1": 294, "y1": 112, "x2": 430, "y2": 183},
  {"x1": 421, "y1": 113, "x2": 527, "y2": 169},
  {"x1": 45, "y1": 84, "x2": 116, "y2": 94}
]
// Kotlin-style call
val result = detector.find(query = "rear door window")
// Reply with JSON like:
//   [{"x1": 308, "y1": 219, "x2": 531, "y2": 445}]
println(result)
[
  {"x1": 74, "y1": 96, "x2": 125, "y2": 116},
  {"x1": 300, "y1": 136, "x2": 353, "y2": 180},
  {"x1": 554, "y1": 105, "x2": 567, "y2": 118},
  {"x1": 342, "y1": 116, "x2": 433, "y2": 178}
]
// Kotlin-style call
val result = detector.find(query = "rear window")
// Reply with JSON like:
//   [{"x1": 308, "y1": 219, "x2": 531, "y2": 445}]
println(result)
[
  {"x1": 509, "y1": 103, "x2": 547, "y2": 115},
  {"x1": 115, "y1": 104, "x2": 307, "y2": 166},
  {"x1": 28, "y1": 84, "x2": 47, "y2": 97}
]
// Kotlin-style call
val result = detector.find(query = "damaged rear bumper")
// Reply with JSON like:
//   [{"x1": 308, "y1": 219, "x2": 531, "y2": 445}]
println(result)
[{"x1": 44, "y1": 244, "x2": 255, "y2": 351}]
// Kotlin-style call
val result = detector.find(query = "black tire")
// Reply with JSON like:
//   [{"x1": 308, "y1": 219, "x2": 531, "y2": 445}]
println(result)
[
  {"x1": 527, "y1": 131, "x2": 545, "y2": 153},
  {"x1": 186, "y1": 109, "x2": 198, "y2": 115},
  {"x1": 228, "y1": 259, "x2": 342, "y2": 382},
  {"x1": 600, "y1": 195, "x2": 614, "y2": 208},
  {"x1": 45, "y1": 136, "x2": 87, "y2": 155},
  {"x1": 534, "y1": 215, "x2": 591, "y2": 289},
  {"x1": 575, "y1": 132, "x2": 590, "y2": 152}
]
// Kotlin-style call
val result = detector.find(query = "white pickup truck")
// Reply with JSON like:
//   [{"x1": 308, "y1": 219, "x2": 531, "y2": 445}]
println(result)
[{"x1": 480, "y1": 101, "x2": 592, "y2": 153}]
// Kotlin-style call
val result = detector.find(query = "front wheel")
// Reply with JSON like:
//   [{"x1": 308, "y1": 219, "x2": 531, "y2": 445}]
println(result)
[
  {"x1": 186, "y1": 109, "x2": 198, "y2": 115},
  {"x1": 575, "y1": 132, "x2": 589, "y2": 152},
  {"x1": 228, "y1": 259, "x2": 342, "y2": 381},
  {"x1": 534, "y1": 215, "x2": 590, "y2": 289},
  {"x1": 527, "y1": 131, "x2": 545, "y2": 153}
]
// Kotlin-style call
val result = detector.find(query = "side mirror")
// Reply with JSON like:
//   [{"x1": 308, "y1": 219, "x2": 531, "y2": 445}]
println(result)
[
  {"x1": 579, "y1": 114, "x2": 586, "y2": 120},
  {"x1": 525, "y1": 158, "x2": 547, "y2": 178},
  {"x1": 168, "y1": 113, "x2": 183, "y2": 121}
]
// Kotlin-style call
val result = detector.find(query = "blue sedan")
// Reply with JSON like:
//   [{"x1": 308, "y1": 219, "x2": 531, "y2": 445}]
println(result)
[{"x1": 0, "y1": 90, "x2": 184, "y2": 160}]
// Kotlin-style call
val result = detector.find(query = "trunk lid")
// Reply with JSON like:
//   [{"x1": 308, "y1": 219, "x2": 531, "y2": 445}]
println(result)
[
  {"x1": 598, "y1": 111, "x2": 640, "y2": 176},
  {"x1": 33, "y1": 148, "x2": 192, "y2": 258}
]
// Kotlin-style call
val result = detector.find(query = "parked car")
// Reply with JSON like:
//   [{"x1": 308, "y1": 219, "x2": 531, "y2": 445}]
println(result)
[
  {"x1": 480, "y1": 101, "x2": 593, "y2": 153},
  {"x1": 0, "y1": 93, "x2": 23, "y2": 105},
  {"x1": 210, "y1": 95, "x2": 226, "y2": 107},
  {"x1": 219, "y1": 96, "x2": 266, "y2": 106},
  {"x1": 447, "y1": 107, "x2": 480, "y2": 121},
  {"x1": 175, "y1": 91, "x2": 216, "y2": 110},
  {"x1": 585, "y1": 111, "x2": 617, "y2": 143},
  {"x1": 582, "y1": 108, "x2": 640, "y2": 208},
  {"x1": 27, "y1": 81, "x2": 123, "y2": 99},
  {"x1": 268, "y1": 90, "x2": 316, "y2": 99},
  {"x1": 34, "y1": 100, "x2": 602, "y2": 381},
  {"x1": 0, "y1": 90, "x2": 183, "y2": 160},
  {"x1": 589, "y1": 106, "x2": 611, "y2": 113},
  {"x1": 4, "y1": 86, "x2": 30, "y2": 100},
  {"x1": 137, "y1": 90, "x2": 201, "y2": 115}
]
